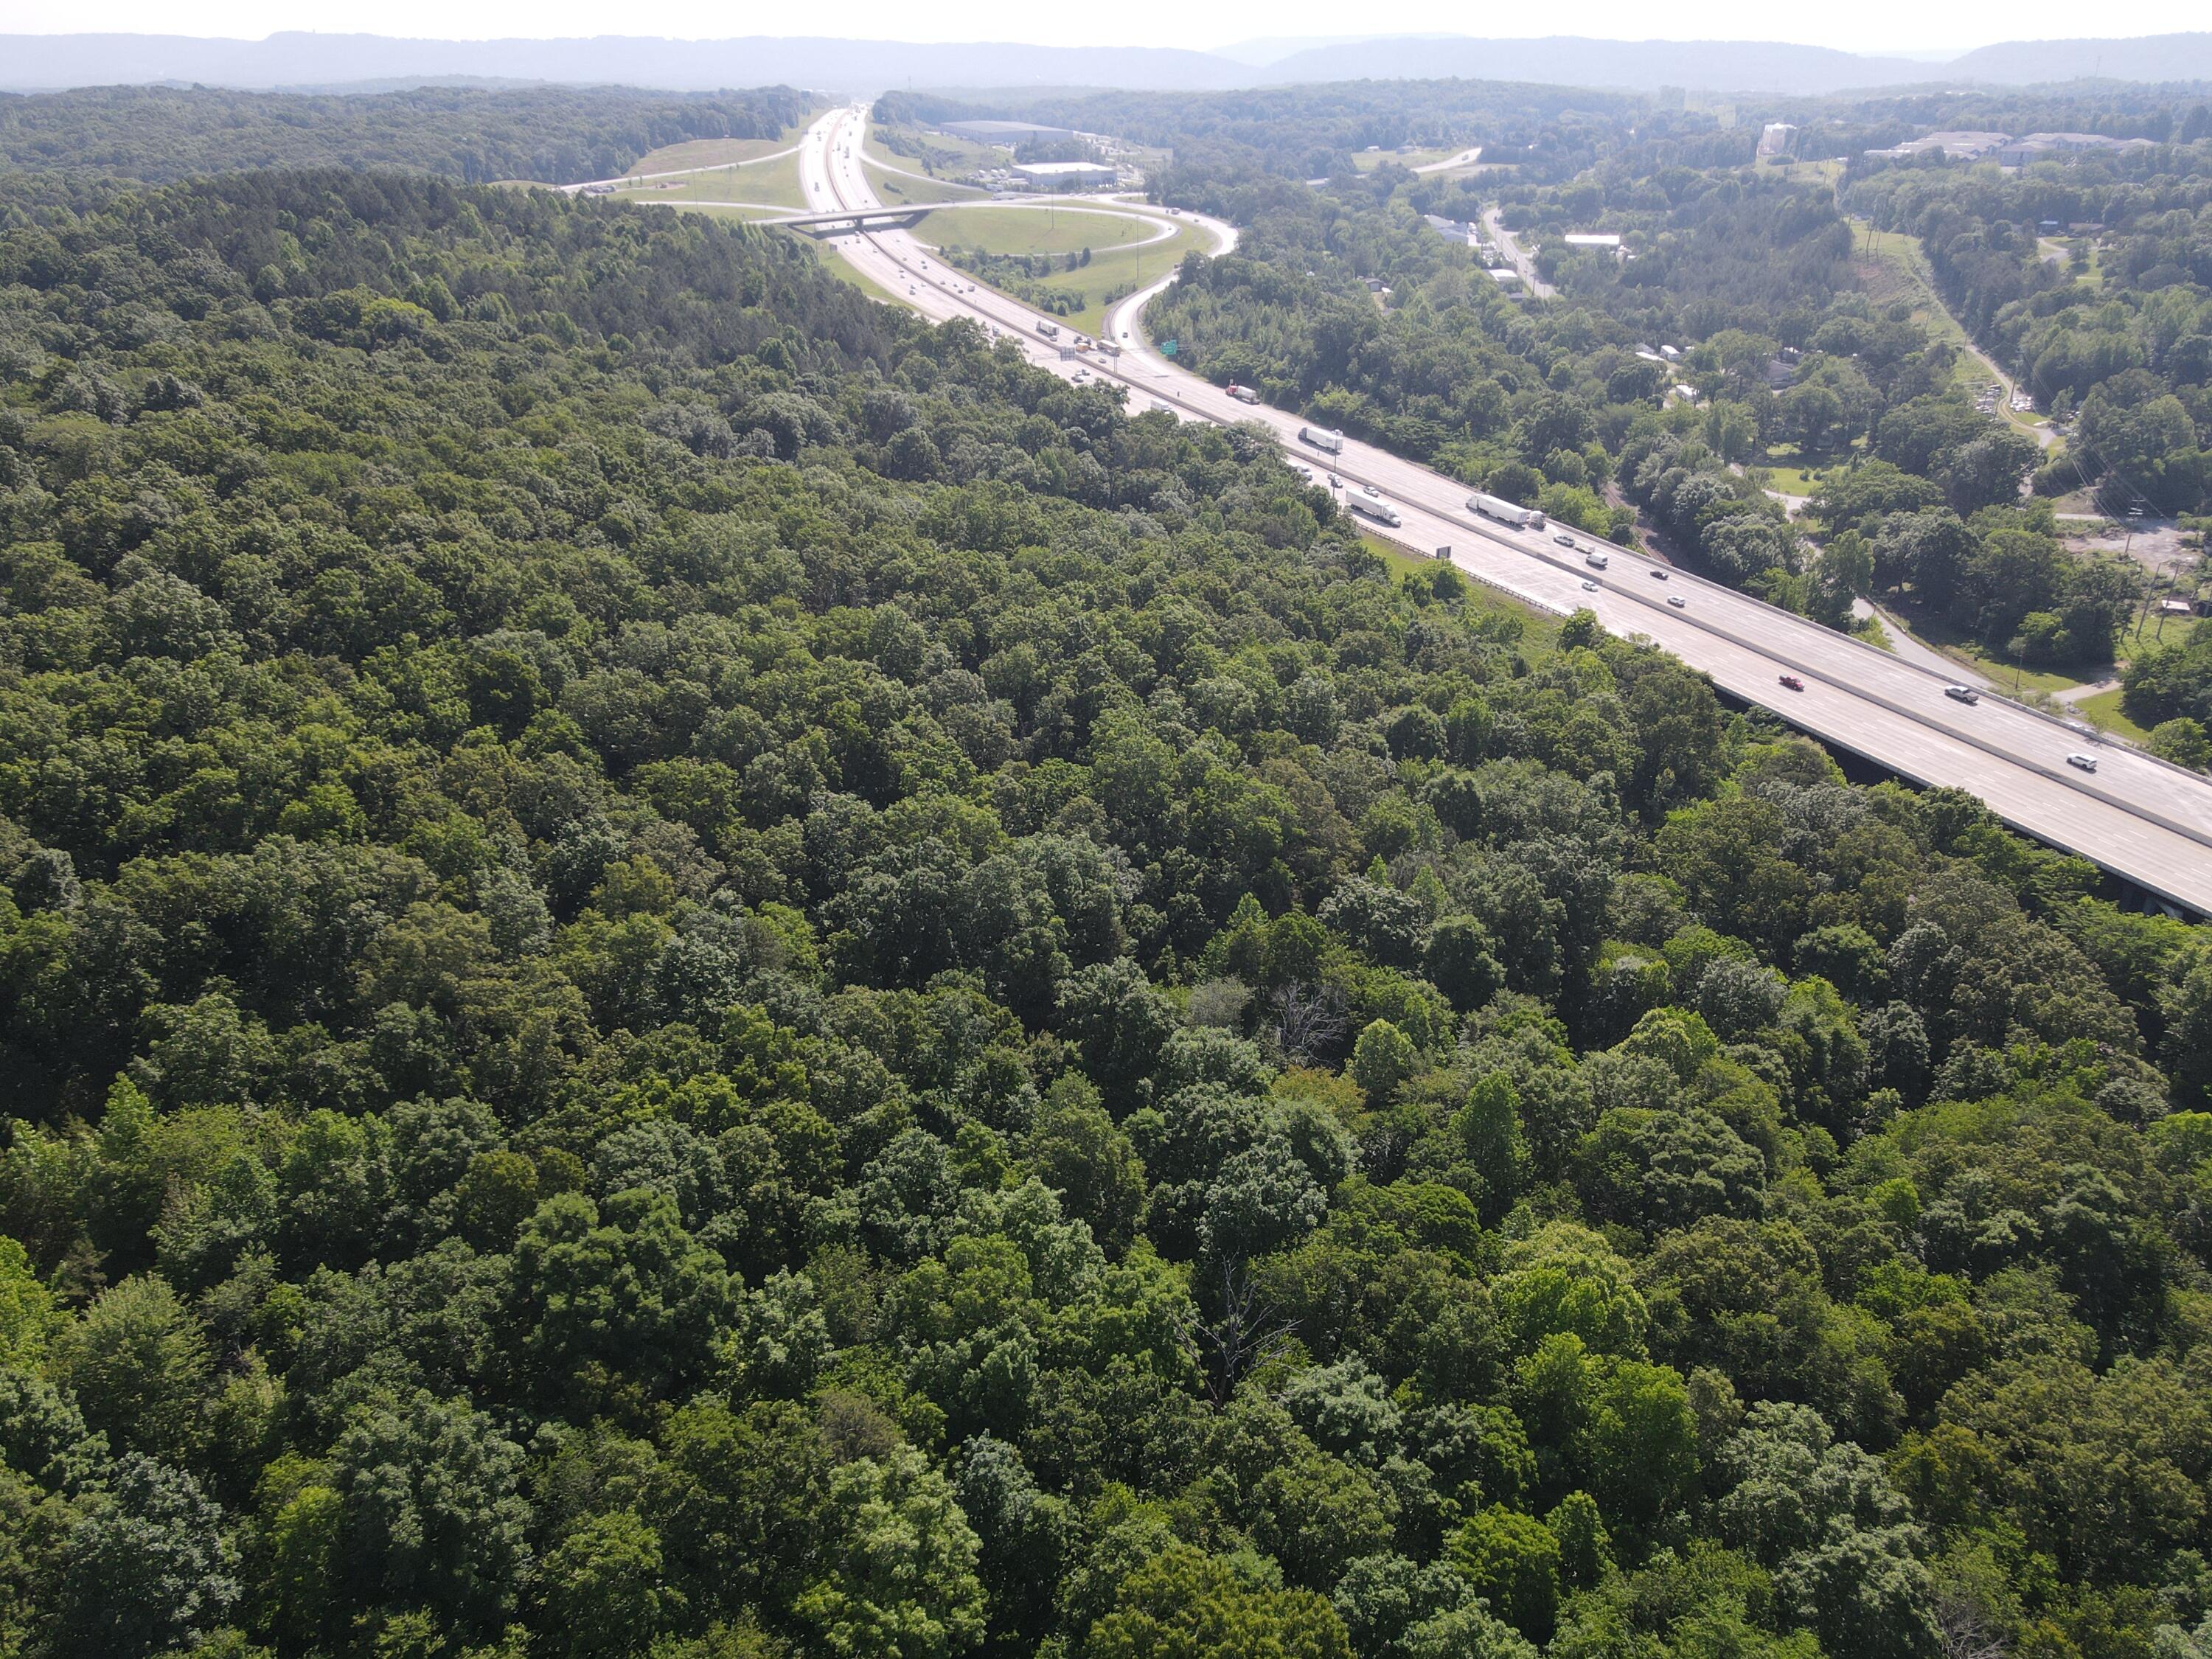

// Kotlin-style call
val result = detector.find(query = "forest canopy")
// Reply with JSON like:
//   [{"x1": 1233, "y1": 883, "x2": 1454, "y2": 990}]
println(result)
[
  {"x1": 0, "y1": 84, "x2": 813, "y2": 186},
  {"x1": 0, "y1": 82, "x2": 2208, "y2": 1659}
]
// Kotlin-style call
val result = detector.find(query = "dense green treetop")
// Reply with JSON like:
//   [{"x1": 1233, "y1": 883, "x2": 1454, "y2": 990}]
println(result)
[
  {"x1": 0, "y1": 128, "x2": 2206, "y2": 1659},
  {"x1": 0, "y1": 84, "x2": 813, "y2": 186}
]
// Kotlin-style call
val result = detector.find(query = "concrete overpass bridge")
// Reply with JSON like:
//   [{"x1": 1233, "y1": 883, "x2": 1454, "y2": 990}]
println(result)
[{"x1": 757, "y1": 206, "x2": 933, "y2": 236}]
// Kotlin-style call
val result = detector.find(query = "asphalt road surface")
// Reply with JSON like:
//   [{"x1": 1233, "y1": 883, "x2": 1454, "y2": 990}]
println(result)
[{"x1": 797, "y1": 107, "x2": 2212, "y2": 917}]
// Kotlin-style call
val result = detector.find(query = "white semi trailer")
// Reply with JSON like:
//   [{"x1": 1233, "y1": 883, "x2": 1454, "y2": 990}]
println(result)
[
  {"x1": 1298, "y1": 424, "x2": 1346, "y2": 454},
  {"x1": 1467, "y1": 492, "x2": 1547, "y2": 529},
  {"x1": 1344, "y1": 493, "x2": 1402, "y2": 528}
]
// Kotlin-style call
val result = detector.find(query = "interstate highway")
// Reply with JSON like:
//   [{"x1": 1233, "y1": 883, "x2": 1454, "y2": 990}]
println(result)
[{"x1": 795, "y1": 106, "x2": 2212, "y2": 916}]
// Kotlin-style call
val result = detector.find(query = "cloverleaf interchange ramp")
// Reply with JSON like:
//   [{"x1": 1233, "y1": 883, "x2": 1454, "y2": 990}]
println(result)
[{"x1": 794, "y1": 108, "x2": 2212, "y2": 919}]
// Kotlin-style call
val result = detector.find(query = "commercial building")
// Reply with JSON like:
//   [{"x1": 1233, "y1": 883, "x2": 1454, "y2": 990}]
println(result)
[
  {"x1": 1862, "y1": 130, "x2": 2010, "y2": 161},
  {"x1": 1010, "y1": 161, "x2": 1118, "y2": 189},
  {"x1": 1998, "y1": 132, "x2": 2157, "y2": 166}
]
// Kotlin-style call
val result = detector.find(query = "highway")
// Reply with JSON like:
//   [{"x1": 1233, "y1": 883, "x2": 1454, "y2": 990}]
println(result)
[{"x1": 795, "y1": 106, "x2": 2212, "y2": 917}]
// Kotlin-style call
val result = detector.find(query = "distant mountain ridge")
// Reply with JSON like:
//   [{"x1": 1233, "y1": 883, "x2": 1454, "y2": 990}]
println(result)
[
  {"x1": 1257, "y1": 35, "x2": 1938, "y2": 94},
  {"x1": 4, "y1": 29, "x2": 2212, "y2": 97},
  {"x1": 1943, "y1": 32, "x2": 2212, "y2": 85},
  {"x1": 0, "y1": 33, "x2": 1247, "y2": 96}
]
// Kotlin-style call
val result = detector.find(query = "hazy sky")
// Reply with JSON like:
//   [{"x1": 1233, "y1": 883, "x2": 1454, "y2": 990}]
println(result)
[{"x1": 0, "y1": 0, "x2": 2200, "y2": 55}]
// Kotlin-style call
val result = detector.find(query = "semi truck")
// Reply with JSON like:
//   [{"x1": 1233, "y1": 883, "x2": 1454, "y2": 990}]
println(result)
[
  {"x1": 1343, "y1": 493, "x2": 1402, "y2": 528},
  {"x1": 1298, "y1": 424, "x2": 1346, "y2": 454},
  {"x1": 1226, "y1": 382, "x2": 1260, "y2": 404},
  {"x1": 1035, "y1": 320, "x2": 1060, "y2": 339},
  {"x1": 1467, "y1": 492, "x2": 1546, "y2": 529}
]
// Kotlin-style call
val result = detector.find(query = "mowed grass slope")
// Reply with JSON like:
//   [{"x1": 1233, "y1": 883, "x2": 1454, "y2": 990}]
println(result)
[
  {"x1": 866, "y1": 122, "x2": 1009, "y2": 177},
  {"x1": 623, "y1": 149, "x2": 810, "y2": 210},
  {"x1": 918, "y1": 208, "x2": 1212, "y2": 337},
  {"x1": 1354, "y1": 147, "x2": 1450, "y2": 170},
  {"x1": 2076, "y1": 686, "x2": 2151, "y2": 740},
  {"x1": 918, "y1": 204, "x2": 1157, "y2": 259},
  {"x1": 861, "y1": 159, "x2": 987, "y2": 206},
  {"x1": 622, "y1": 122, "x2": 813, "y2": 175}
]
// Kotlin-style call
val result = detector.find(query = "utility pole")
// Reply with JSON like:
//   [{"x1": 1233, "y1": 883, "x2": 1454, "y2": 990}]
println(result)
[{"x1": 2125, "y1": 524, "x2": 2158, "y2": 653}]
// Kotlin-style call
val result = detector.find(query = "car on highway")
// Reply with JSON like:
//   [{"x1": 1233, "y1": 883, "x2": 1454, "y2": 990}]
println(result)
[
  {"x1": 1667, "y1": 594, "x2": 1686, "y2": 608},
  {"x1": 1650, "y1": 568, "x2": 1669, "y2": 581},
  {"x1": 2067, "y1": 752, "x2": 2099, "y2": 773},
  {"x1": 1326, "y1": 473, "x2": 1341, "y2": 488},
  {"x1": 1580, "y1": 579, "x2": 1599, "y2": 591},
  {"x1": 1778, "y1": 675, "x2": 1804, "y2": 692},
  {"x1": 1585, "y1": 551, "x2": 1609, "y2": 569},
  {"x1": 1294, "y1": 465, "x2": 1312, "y2": 480},
  {"x1": 1553, "y1": 533, "x2": 1576, "y2": 547},
  {"x1": 1944, "y1": 685, "x2": 1980, "y2": 705},
  {"x1": 1360, "y1": 484, "x2": 1382, "y2": 498}
]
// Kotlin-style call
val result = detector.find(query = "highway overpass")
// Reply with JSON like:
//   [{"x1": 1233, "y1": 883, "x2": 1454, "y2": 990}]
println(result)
[{"x1": 755, "y1": 205, "x2": 933, "y2": 234}]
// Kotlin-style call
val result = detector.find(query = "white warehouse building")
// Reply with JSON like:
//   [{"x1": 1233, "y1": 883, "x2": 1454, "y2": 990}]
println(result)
[{"x1": 1012, "y1": 161, "x2": 1118, "y2": 189}]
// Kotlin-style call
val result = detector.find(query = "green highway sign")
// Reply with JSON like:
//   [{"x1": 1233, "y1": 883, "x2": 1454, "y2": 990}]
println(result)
[{"x1": 1161, "y1": 339, "x2": 1178, "y2": 356}]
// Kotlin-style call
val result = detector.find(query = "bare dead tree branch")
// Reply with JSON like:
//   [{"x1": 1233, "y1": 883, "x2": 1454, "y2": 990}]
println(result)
[
  {"x1": 1269, "y1": 980, "x2": 1347, "y2": 1065},
  {"x1": 1183, "y1": 1258, "x2": 1301, "y2": 1406}
]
